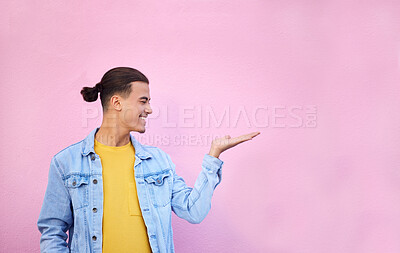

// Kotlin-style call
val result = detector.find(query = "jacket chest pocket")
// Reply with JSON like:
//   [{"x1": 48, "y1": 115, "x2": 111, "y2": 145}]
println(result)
[
  {"x1": 144, "y1": 171, "x2": 171, "y2": 207},
  {"x1": 64, "y1": 175, "x2": 89, "y2": 210}
]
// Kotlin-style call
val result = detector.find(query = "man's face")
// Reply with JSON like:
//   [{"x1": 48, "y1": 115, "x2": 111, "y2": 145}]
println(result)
[{"x1": 118, "y1": 81, "x2": 152, "y2": 133}]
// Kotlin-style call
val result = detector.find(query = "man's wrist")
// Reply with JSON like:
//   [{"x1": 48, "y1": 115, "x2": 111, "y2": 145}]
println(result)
[{"x1": 208, "y1": 148, "x2": 221, "y2": 158}]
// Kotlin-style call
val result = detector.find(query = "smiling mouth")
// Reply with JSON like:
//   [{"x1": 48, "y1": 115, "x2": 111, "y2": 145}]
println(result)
[{"x1": 139, "y1": 115, "x2": 147, "y2": 123}]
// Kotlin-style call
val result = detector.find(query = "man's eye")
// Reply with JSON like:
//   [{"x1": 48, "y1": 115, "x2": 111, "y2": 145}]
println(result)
[{"x1": 141, "y1": 101, "x2": 146, "y2": 104}]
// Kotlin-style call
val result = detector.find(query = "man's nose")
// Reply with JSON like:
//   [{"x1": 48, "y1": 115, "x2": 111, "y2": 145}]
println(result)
[{"x1": 145, "y1": 105, "x2": 153, "y2": 114}]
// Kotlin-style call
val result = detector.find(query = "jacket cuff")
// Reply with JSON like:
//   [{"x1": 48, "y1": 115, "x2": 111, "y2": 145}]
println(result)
[{"x1": 202, "y1": 154, "x2": 224, "y2": 173}]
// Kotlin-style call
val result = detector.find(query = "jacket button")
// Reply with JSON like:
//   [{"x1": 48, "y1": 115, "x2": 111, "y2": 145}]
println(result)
[
  {"x1": 91, "y1": 155, "x2": 95, "y2": 161},
  {"x1": 156, "y1": 179, "x2": 161, "y2": 184},
  {"x1": 92, "y1": 236, "x2": 97, "y2": 241},
  {"x1": 93, "y1": 179, "x2": 98, "y2": 184},
  {"x1": 72, "y1": 181, "x2": 77, "y2": 186},
  {"x1": 93, "y1": 208, "x2": 97, "y2": 213}
]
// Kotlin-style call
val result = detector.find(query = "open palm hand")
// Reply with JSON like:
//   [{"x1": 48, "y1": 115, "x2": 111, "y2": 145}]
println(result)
[{"x1": 208, "y1": 132, "x2": 260, "y2": 158}]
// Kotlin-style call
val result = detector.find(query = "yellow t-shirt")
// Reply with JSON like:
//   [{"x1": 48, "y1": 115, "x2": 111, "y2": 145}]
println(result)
[{"x1": 94, "y1": 138, "x2": 152, "y2": 253}]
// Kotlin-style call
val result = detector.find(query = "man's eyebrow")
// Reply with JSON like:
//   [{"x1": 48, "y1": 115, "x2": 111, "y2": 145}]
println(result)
[{"x1": 139, "y1": 96, "x2": 150, "y2": 101}]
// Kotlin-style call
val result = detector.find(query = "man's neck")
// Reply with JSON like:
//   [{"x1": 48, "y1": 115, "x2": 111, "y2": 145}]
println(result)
[{"x1": 95, "y1": 125, "x2": 131, "y2": 147}]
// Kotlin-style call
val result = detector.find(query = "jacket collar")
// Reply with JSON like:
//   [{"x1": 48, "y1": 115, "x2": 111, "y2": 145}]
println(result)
[{"x1": 81, "y1": 127, "x2": 152, "y2": 160}]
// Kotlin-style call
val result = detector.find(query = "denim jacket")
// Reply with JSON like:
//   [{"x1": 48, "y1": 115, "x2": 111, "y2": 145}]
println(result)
[{"x1": 37, "y1": 128, "x2": 223, "y2": 253}]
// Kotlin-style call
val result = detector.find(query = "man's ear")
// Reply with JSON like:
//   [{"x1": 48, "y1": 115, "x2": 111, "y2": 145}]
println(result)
[{"x1": 109, "y1": 95, "x2": 122, "y2": 111}]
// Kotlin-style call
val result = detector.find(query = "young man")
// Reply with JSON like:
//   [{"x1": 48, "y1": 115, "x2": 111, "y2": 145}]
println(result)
[{"x1": 37, "y1": 67, "x2": 259, "y2": 252}]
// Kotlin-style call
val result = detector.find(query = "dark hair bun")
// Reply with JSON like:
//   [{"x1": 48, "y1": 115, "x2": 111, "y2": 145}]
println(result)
[{"x1": 80, "y1": 86, "x2": 99, "y2": 102}]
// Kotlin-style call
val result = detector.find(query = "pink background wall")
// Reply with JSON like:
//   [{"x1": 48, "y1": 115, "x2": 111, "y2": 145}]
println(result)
[{"x1": 1, "y1": 1, "x2": 400, "y2": 252}]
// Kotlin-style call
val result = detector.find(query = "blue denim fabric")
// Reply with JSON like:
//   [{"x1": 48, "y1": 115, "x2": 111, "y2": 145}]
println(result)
[{"x1": 37, "y1": 127, "x2": 223, "y2": 253}]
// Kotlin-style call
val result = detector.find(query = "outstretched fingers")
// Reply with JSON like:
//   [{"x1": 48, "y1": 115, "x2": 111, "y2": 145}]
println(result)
[{"x1": 230, "y1": 132, "x2": 260, "y2": 146}]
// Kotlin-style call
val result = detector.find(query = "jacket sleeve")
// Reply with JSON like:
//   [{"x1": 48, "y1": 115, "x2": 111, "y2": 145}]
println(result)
[
  {"x1": 37, "y1": 156, "x2": 73, "y2": 252},
  {"x1": 168, "y1": 153, "x2": 223, "y2": 224}
]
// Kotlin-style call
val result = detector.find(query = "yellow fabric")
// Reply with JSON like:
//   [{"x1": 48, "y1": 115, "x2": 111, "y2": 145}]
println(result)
[{"x1": 94, "y1": 138, "x2": 151, "y2": 253}]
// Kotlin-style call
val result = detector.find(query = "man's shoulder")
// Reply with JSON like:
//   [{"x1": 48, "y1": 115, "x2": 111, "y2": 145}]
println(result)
[
  {"x1": 52, "y1": 139, "x2": 84, "y2": 162},
  {"x1": 140, "y1": 144, "x2": 170, "y2": 158},
  {"x1": 138, "y1": 144, "x2": 175, "y2": 172}
]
